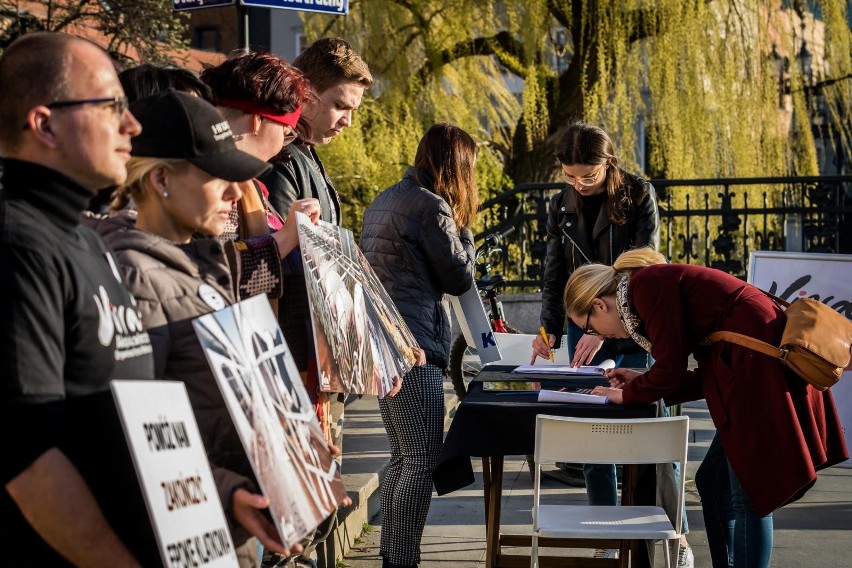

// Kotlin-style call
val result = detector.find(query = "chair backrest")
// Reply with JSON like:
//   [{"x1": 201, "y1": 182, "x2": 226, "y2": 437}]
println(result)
[
  {"x1": 534, "y1": 415, "x2": 689, "y2": 467},
  {"x1": 532, "y1": 415, "x2": 690, "y2": 537}
]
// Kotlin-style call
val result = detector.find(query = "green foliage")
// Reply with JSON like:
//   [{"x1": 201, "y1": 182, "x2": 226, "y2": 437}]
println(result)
[
  {"x1": 304, "y1": 1, "x2": 850, "y2": 232},
  {"x1": 0, "y1": 1, "x2": 189, "y2": 64}
]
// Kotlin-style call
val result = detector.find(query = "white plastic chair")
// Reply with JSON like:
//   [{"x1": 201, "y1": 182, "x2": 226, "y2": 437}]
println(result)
[{"x1": 530, "y1": 415, "x2": 689, "y2": 568}]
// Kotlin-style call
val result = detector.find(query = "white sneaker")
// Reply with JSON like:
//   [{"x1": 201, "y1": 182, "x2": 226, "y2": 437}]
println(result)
[
  {"x1": 676, "y1": 545, "x2": 694, "y2": 568},
  {"x1": 593, "y1": 548, "x2": 619, "y2": 559}
]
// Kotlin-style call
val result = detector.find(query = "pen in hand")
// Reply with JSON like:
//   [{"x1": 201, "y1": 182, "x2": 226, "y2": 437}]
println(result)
[{"x1": 538, "y1": 326, "x2": 555, "y2": 363}]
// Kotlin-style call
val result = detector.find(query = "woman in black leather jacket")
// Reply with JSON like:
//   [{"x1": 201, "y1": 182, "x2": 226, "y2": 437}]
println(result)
[
  {"x1": 360, "y1": 123, "x2": 478, "y2": 568},
  {"x1": 533, "y1": 122, "x2": 660, "y2": 367}
]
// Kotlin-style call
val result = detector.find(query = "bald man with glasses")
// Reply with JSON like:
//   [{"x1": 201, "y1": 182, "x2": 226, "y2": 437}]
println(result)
[{"x1": 0, "y1": 33, "x2": 158, "y2": 567}]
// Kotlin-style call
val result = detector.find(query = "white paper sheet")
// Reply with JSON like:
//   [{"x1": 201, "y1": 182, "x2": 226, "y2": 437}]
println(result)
[
  {"x1": 512, "y1": 359, "x2": 615, "y2": 375},
  {"x1": 537, "y1": 389, "x2": 609, "y2": 405}
]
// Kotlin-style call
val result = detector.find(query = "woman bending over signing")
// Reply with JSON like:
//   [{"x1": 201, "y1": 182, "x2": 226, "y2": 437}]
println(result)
[{"x1": 566, "y1": 247, "x2": 847, "y2": 568}]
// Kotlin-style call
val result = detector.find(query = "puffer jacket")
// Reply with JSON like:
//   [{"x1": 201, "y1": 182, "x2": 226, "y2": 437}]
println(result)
[
  {"x1": 360, "y1": 167, "x2": 476, "y2": 368},
  {"x1": 92, "y1": 216, "x2": 255, "y2": 544},
  {"x1": 541, "y1": 171, "x2": 660, "y2": 347}
]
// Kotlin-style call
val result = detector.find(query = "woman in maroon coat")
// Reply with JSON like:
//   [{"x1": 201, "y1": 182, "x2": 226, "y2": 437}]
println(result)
[{"x1": 563, "y1": 248, "x2": 847, "y2": 568}]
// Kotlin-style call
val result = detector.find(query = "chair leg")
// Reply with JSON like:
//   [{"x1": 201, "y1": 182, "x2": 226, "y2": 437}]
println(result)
[
  {"x1": 662, "y1": 539, "x2": 672, "y2": 568},
  {"x1": 530, "y1": 534, "x2": 538, "y2": 568}
]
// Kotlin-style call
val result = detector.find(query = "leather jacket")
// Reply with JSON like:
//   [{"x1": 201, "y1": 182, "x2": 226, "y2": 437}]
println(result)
[{"x1": 540, "y1": 171, "x2": 660, "y2": 347}]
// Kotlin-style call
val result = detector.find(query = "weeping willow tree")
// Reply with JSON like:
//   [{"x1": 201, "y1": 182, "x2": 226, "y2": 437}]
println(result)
[{"x1": 303, "y1": 0, "x2": 852, "y2": 229}]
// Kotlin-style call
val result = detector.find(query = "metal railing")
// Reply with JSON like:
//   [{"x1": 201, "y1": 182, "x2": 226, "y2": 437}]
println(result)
[{"x1": 476, "y1": 175, "x2": 852, "y2": 291}]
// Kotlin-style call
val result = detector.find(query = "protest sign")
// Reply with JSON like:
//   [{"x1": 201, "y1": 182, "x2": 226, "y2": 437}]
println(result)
[
  {"x1": 193, "y1": 296, "x2": 349, "y2": 548},
  {"x1": 296, "y1": 213, "x2": 419, "y2": 396},
  {"x1": 112, "y1": 380, "x2": 237, "y2": 568},
  {"x1": 449, "y1": 285, "x2": 503, "y2": 364}
]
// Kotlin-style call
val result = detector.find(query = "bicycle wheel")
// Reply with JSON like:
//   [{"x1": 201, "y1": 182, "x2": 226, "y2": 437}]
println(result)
[{"x1": 449, "y1": 325, "x2": 522, "y2": 400}]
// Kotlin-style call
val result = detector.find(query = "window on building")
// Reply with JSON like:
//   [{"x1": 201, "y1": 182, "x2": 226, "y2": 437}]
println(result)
[{"x1": 193, "y1": 26, "x2": 221, "y2": 52}]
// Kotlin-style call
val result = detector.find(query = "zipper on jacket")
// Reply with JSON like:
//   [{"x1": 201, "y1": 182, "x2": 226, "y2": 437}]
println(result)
[{"x1": 561, "y1": 222, "x2": 592, "y2": 266}]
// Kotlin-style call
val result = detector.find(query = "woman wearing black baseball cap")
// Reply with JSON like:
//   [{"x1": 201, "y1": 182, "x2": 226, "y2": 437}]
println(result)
[{"x1": 95, "y1": 90, "x2": 327, "y2": 568}]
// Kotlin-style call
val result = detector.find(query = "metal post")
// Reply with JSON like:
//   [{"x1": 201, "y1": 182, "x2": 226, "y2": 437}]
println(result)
[{"x1": 237, "y1": 4, "x2": 249, "y2": 51}]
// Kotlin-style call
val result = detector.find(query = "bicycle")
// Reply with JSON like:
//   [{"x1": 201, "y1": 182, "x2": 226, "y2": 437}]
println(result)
[{"x1": 448, "y1": 225, "x2": 520, "y2": 400}]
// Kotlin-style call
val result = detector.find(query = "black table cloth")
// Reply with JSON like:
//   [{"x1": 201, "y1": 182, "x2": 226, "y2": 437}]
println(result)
[{"x1": 434, "y1": 365, "x2": 659, "y2": 495}]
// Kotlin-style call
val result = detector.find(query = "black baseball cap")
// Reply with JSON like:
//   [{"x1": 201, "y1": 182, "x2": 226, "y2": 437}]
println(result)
[{"x1": 129, "y1": 89, "x2": 272, "y2": 182}]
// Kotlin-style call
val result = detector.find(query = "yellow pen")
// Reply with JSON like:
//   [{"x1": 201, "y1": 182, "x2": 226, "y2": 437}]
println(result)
[{"x1": 539, "y1": 326, "x2": 555, "y2": 362}]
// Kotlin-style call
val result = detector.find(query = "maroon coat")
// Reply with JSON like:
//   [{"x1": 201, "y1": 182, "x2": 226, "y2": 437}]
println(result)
[{"x1": 621, "y1": 263, "x2": 848, "y2": 517}]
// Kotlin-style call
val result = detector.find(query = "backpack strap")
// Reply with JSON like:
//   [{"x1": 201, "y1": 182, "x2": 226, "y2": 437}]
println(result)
[{"x1": 705, "y1": 331, "x2": 784, "y2": 360}]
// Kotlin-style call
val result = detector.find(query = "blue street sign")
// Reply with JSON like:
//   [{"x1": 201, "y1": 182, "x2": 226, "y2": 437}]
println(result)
[
  {"x1": 239, "y1": 0, "x2": 349, "y2": 16},
  {"x1": 173, "y1": 0, "x2": 235, "y2": 11}
]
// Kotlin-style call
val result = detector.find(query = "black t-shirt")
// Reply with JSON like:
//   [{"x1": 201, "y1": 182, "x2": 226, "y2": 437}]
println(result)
[
  {"x1": 0, "y1": 160, "x2": 160, "y2": 566},
  {"x1": 580, "y1": 191, "x2": 606, "y2": 243}
]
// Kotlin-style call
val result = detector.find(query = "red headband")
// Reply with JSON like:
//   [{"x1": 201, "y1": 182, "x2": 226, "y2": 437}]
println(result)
[{"x1": 212, "y1": 98, "x2": 302, "y2": 128}]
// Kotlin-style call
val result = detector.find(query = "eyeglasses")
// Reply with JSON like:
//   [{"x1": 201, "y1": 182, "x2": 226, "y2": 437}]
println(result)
[
  {"x1": 23, "y1": 96, "x2": 131, "y2": 130},
  {"x1": 47, "y1": 96, "x2": 130, "y2": 116},
  {"x1": 563, "y1": 164, "x2": 606, "y2": 187},
  {"x1": 583, "y1": 308, "x2": 600, "y2": 336}
]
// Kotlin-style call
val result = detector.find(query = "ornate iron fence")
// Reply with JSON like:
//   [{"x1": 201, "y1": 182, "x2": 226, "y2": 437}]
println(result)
[{"x1": 476, "y1": 175, "x2": 852, "y2": 292}]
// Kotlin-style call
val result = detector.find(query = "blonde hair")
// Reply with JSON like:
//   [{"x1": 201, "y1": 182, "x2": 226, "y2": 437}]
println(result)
[
  {"x1": 563, "y1": 248, "x2": 667, "y2": 317},
  {"x1": 111, "y1": 157, "x2": 190, "y2": 211}
]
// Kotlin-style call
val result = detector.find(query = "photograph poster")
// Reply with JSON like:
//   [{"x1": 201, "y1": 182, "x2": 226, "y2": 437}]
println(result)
[
  {"x1": 192, "y1": 295, "x2": 349, "y2": 548},
  {"x1": 295, "y1": 212, "x2": 419, "y2": 396}
]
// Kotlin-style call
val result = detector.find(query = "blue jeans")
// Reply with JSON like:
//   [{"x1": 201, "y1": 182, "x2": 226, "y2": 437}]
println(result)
[
  {"x1": 567, "y1": 322, "x2": 689, "y2": 532},
  {"x1": 695, "y1": 434, "x2": 773, "y2": 567}
]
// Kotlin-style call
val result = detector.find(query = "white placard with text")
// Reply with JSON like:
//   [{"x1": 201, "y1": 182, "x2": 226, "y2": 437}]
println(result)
[
  {"x1": 749, "y1": 251, "x2": 852, "y2": 467},
  {"x1": 450, "y1": 285, "x2": 502, "y2": 364},
  {"x1": 112, "y1": 380, "x2": 238, "y2": 567}
]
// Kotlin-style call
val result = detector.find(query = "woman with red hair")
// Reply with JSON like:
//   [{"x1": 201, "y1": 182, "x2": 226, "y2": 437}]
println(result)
[{"x1": 201, "y1": 52, "x2": 312, "y2": 300}]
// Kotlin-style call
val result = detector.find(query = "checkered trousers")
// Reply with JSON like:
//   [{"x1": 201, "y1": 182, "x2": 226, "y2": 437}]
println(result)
[{"x1": 378, "y1": 364, "x2": 445, "y2": 566}]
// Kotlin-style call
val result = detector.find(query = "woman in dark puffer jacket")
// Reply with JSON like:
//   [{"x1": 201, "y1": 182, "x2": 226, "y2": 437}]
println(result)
[{"x1": 360, "y1": 123, "x2": 478, "y2": 568}]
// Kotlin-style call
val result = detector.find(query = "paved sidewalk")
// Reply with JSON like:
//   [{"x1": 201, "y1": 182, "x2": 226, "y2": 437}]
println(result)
[{"x1": 339, "y1": 390, "x2": 852, "y2": 567}]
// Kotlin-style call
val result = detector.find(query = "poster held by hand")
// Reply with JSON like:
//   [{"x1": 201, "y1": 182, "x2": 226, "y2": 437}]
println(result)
[{"x1": 193, "y1": 296, "x2": 349, "y2": 549}]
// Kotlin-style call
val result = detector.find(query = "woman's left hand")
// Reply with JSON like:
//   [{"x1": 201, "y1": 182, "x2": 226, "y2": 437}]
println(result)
[
  {"x1": 273, "y1": 198, "x2": 321, "y2": 258},
  {"x1": 590, "y1": 386, "x2": 624, "y2": 404},
  {"x1": 412, "y1": 347, "x2": 426, "y2": 367},
  {"x1": 232, "y1": 489, "x2": 295, "y2": 556},
  {"x1": 571, "y1": 333, "x2": 605, "y2": 367},
  {"x1": 387, "y1": 376, "x2": 403, "y2": 397}
]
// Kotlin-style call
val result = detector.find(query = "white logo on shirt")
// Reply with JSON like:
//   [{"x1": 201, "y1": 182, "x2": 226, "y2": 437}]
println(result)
[
  {"x1": 93, "y1": 286, "x2": 148, "y2": 355},
  {"x1": 105, "y1": 252, "x2": 122, "y2": 283}
]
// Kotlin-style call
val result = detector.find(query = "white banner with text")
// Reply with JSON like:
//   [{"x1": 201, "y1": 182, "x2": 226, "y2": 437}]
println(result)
[
  {"x1": 112, "y1": 380, "x2": 238, "y2": 567},
  {"x1": 749, "y1": 251, "x2": 852, "y2": 467}
]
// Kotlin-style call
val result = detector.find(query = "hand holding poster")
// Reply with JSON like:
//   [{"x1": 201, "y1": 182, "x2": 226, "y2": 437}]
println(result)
[
  {"x1": 192, "y1": 296, "x2": 349, "y2": 549},
  {"x1": 112, "y1": 380, "x2": 238, "y2": 568},
  {"x1": 295, "y1": 213, "x2": 419, "y2": 396}
]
